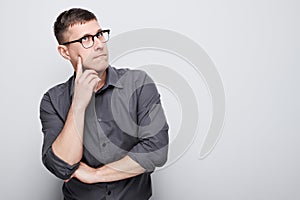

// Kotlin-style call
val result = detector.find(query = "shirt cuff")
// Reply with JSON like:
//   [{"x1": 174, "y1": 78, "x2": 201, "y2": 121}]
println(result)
[
  {"x1": 42, "y1": 147, "x2": 80, "y2": 180},
  {"x1": 127, "y1": 145, "x2": 168, "y2": 172}
]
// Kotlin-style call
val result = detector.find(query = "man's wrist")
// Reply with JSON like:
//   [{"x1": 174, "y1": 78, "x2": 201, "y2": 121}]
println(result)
[
  {"x1": 71, "y1": 101, "x2": 86, "y2": 114},
  {"x1": 95, "y1": 166, "x2": 105, "y2": 182}
]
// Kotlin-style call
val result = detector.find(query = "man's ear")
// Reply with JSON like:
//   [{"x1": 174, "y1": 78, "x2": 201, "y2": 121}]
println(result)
[{"x1": 57, "y1": 45, "x2": 71, "y2": 60}]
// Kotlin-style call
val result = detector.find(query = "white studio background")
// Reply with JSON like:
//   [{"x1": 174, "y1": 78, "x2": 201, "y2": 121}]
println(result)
[{"x1": 0, "y1": 0, "x2": 299, "y2": 199}]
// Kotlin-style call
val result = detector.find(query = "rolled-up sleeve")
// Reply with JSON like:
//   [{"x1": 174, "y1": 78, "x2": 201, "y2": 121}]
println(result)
[
  {"x1": 127, "y1": 72, "x2": 169, "y2": 172},
  {"x1": 40, "y1": 92, "x2": 79, "y2": 180}
]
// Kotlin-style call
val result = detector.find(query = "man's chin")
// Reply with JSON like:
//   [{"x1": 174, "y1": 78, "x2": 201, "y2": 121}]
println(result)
[{"x1": 83, "y1": 63, "x2": 108, "y2": 73}]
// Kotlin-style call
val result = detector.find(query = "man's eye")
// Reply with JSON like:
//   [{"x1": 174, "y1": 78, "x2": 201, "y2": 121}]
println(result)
[
  {"x1": 81, "y1": 36, "x2": 89, "y2": 41},
  {"x1": 96, "y1": 32, "x2": 103, "y2": 38}
]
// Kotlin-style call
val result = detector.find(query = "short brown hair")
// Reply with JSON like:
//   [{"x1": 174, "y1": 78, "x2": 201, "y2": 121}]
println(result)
[{"x1": 54, "y1": 8, "x2": 97, "y2": 44}]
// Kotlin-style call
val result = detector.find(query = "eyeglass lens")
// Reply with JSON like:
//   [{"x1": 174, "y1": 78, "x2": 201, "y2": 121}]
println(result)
[{"x1": 82, "y1": 31, "x2": 109, "y2": 48}]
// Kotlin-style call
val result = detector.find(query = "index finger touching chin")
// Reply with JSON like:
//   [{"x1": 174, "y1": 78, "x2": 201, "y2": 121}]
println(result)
[{"x1": 76, "y1": 56, "x2": 83, "y2": 77}]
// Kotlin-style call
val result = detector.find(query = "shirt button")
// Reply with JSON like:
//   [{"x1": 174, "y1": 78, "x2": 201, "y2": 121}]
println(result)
[
  {"x1": 107, "y1": 190, "x2": 111, "y2": 195},
  {"x1": 97, "y1": 118, "x2": 102, "y2": 122},
  {"x1": 102, "y1": 143, "x2": 106, "y2": 147}
]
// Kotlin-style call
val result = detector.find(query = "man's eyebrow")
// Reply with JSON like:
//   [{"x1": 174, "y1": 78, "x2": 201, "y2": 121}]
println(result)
[{"x1": 79, "y1": 29, "x2": 103, "y2": 38}]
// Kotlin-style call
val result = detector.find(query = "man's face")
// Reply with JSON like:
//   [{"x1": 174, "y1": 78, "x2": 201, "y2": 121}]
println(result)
[{"x1": 63, "y1": 20, "x2": 109, "y2": 73}]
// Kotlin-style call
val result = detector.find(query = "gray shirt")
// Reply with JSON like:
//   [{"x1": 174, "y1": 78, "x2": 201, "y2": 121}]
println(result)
[{"x1": 40, "y1": 65, "x2": 169, "y2": 200}]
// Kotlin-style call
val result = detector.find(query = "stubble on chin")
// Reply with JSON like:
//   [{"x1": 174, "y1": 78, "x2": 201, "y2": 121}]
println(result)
[{"x1": 82, "y1": 58, "x2": 108, "y2": 74}]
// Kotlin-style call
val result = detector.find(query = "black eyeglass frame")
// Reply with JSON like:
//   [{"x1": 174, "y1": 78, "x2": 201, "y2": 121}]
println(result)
[{"x1": 61, "y1": 29, "x2": 110, "y2": 49}]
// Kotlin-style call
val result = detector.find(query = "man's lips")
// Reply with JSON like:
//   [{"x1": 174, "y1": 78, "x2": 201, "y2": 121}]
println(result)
[{"x1": 93, "y1": 54, "x2": 107, "y2": 59}]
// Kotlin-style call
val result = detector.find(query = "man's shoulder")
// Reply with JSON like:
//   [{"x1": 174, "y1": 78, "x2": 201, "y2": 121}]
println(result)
[
  {"x1": 43, "y1": 75, "x2": 74, "y2": 99},
  {"x1": 111, "y1": 66, "x2": 151, "y2": 82}
]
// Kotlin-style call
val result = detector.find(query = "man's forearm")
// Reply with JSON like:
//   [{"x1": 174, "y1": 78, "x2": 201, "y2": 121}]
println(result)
[
  {"x1": 96, "y1": 155, "x2": 145, "y2": 182},
  {"x1": 72, "y1": 155, "x2": 145, "y2": 184},
  {"x1": 52, "y1": 104, "x2": 85, "y2": 165}
]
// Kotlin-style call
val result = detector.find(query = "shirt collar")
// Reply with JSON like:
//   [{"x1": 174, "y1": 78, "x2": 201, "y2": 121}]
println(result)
[{"x1": 105, "y1": 65, "x2": 124, "y2": 89}]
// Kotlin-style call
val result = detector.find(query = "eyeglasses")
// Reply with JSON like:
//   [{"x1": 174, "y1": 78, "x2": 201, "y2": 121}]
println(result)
[{"x1": 62, "y1": 29, "x2": 110, "y2": 49}]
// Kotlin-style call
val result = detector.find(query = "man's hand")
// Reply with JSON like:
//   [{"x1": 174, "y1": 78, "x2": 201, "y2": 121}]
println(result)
[
  {"x1": 65, "y1": 162, "x2": 98, "y2": 184},
  {"x1": 72, "y1": 56, "x2": 100, "y2": 111}
]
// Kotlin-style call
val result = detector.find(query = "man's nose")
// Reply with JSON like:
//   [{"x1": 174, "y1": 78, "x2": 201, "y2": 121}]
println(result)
[{"x1": 93, "y1": 36, "x2": 104, "y2": 50}]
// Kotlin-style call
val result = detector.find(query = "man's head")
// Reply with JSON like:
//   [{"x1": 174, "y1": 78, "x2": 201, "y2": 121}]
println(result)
[{"x1": 54, "y1": 8, "x2": 109, "y2": 73}]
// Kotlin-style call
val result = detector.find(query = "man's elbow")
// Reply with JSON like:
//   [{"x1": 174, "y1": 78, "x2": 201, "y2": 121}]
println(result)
[
  {"x1": 42, "y1": 147, "x2": 79, "y2": 180},
  {"x1": 143, "y1": 146, "x2": 169, "y2": 171},
  {"x1": 152, "y1": 146, "x2": 168, "y2": 168}
]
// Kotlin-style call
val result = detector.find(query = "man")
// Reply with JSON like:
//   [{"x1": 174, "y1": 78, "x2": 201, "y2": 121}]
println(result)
[{"x1": 40, "y1": 8, "x2": 169, "y2": 200}]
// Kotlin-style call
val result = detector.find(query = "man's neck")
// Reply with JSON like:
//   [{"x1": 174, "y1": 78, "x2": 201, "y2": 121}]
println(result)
[{"x1": 95, "y1": 70, "x2": 107, "y2": 91}]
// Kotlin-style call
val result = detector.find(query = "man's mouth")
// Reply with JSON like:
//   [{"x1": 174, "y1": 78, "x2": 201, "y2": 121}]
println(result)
[{"x1": 94, "y1": 54, "x2": 106, "y2": 59}]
